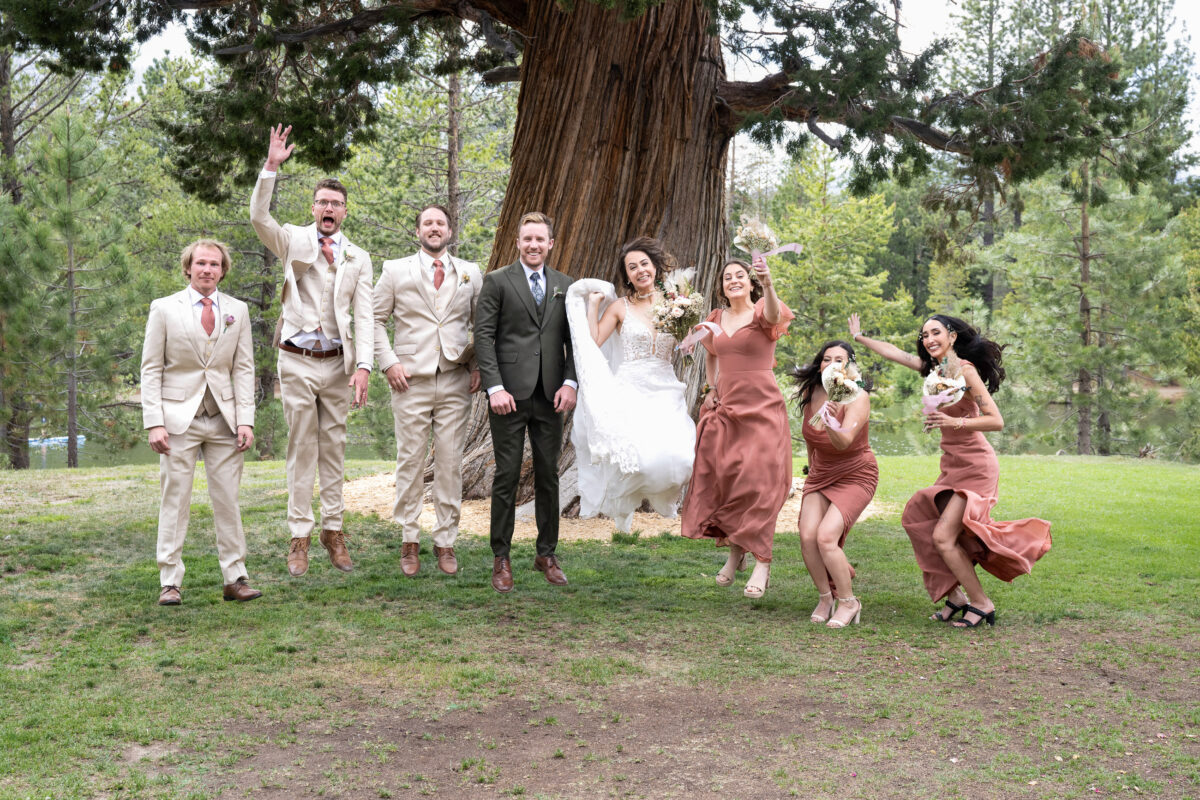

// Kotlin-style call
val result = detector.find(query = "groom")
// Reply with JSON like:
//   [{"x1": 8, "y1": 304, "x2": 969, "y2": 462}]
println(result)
[{"x1": 474, "y1": 211, "x2": 577, "y2": 593}]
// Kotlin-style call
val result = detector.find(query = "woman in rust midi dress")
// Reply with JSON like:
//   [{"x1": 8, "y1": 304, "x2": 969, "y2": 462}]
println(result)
[
  {"x1": 849, "y1": 313, "x2": 1051, "y2": 628},
  {"x1": 793, "y1": 341, "x2": 878, "y2": 628},
  {"x1": 681, "y1": 256, "x2": 793, "y2": 599}
]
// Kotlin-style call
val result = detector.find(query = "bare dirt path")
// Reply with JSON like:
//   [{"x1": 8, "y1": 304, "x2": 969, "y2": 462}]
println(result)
[{"x1": 344, "y1": 473, "x2": 884, "y2": 541}]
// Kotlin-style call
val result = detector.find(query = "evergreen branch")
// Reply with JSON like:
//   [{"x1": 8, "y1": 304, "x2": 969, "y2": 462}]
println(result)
[
  {"x1": 481, "y1": 65, "x2": 519, "y2": 84},
  {"x1": 210, "y1": 0, "x2": 526, "y2": 56}
]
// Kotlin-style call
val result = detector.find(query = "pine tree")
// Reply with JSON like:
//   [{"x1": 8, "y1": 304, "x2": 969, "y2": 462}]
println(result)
[{"x1": 22, "y1": 112, "x2": 132, "y2": 467}]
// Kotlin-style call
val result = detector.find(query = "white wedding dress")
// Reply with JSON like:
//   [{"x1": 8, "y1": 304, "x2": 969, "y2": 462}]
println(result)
[{"x1": 567, "y1": 280, "x2": 696, "y2": 532}]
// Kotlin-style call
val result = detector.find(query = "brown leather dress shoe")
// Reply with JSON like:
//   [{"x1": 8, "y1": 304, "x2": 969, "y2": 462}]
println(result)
[
  {"x1": 287, "y1": 536, "x2": 310, "y2": 577},
  {"x1": 222, "y1": 577, "x2": 263, "y2": 602},
  {"x1": 534, "y1": 554, "x2": 568, "y2": 586},
  {"x1": 492, "y1": 556, "x2": 513, "y2": 593},
  {"x1": 434, "y1": 546, "x2": 457, "y2": 575},
  {"x1": 158, "y1": 585, "x2": 181, "y2": 606},
  {"x1": 400, "y1": 541, "x2": 420, "y2": 577},
  {"x1": 319, "y1": 529, "x2": 353, "y2": 572}
]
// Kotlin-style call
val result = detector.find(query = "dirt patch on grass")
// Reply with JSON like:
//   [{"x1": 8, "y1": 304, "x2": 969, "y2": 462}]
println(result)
[
  {"x1": 203, "y1": 624, "x2": 1198, "y2": 799},
  {"x1": 344, "y1": 474, "x2": 881, "y2": 542}
]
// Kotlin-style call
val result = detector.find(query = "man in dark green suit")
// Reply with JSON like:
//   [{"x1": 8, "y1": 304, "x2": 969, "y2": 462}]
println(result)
[{"x1": 474, "y1": 212, "x2": 577, "y2": 593}]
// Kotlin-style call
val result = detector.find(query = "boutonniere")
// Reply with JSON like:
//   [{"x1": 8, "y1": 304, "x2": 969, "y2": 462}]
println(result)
[
  {"x1": 223, "y1": 314, "x2": 236, "y2": 329},
  {"x1": 552, "y1": 287, "x2": 564, "y2": 299},
  {"x1": 460, "y1": 273, "x2": 471, "y2": 285}
]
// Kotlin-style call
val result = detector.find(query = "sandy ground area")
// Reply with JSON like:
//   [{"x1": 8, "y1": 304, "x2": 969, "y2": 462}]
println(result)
[{"x1": 344, "y1": 472, "x2": 878, "y2": 540}]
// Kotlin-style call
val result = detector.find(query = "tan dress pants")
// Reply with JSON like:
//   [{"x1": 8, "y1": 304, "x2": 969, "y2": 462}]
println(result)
[
  {"x1": 390, "y1": 366, "x2": 472, "y2": 547},
  {"x1": 156, "y1": 412, "x2": 248, "y2": 586},
  {"x1": 278, "y1": 349, "x2": 351, "y2": 538}
]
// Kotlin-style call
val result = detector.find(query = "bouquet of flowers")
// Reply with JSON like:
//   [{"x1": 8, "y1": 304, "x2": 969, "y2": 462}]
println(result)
[
  {"x1": 810, "y1": 361, "x2": 865, "y2": 428},
  {"x1": 733, "y1": 217, "x2": 779, "y2": 257},
  {"x1": 921, "y1": 354, "x2": 966, "y2": 414},
  {"x1": 651, "y1": 268, "x2": 705, "y2": 342}
]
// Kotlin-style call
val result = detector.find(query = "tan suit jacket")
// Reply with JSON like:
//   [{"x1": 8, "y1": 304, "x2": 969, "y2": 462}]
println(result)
[
  {"x1": 249, "y1": 173, "x2": 374, "y2": 374},
  {"x1": 140, "y1": 289, "x2": 256, "y2": 436},
  {"x1": 373, "y1": 252, "x2": 483, "y2": 376}
]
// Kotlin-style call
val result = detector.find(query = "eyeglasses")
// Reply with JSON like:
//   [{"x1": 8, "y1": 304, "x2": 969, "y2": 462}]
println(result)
[{"x1": 314, "y1": 199, "x2": 346, "y2": 209}]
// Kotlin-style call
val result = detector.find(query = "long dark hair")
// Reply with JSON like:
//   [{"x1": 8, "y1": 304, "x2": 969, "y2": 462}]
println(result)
[
  {"x1": 616, "y1": 236, "x2": 673, "y2": 294},
  {"x1": 791, "y1": 340, "x2": 872, "y2": 410},
  {"x1": 714, "y1": 258, "x2": 764, "y2": 306},
  {"x1": 917, "y1": 314, "x2": 1006, "y2": 393}
]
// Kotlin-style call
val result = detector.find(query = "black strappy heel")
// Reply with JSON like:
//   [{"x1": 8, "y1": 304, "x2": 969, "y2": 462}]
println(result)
[
  {"x1": 953, "y1": 604, "x2": 996, "y2": 628},
  {"x1": 931, "y1": 599, "x2": 965, "y2": 623}
]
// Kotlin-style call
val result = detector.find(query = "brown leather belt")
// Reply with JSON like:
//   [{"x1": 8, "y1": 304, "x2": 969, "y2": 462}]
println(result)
[{"x1": 279, "y1": 342, "x2": 344, "y2": 359}]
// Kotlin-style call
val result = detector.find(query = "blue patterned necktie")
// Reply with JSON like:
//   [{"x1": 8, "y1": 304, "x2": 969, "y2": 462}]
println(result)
[{"x1": 530, "y1": 271, "x2": 544, "y2": 306}]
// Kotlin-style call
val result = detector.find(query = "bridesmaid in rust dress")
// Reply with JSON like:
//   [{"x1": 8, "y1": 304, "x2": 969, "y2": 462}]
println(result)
[
  {"x1": 681, "y1": 255, "x2": 794, "y2": 599},
  {"x1": 849, "y1": 313, "x2": 1051, "y2": 628},
  {"x1": 793, "y1": 341, "x2": 878, "y2": 628}
]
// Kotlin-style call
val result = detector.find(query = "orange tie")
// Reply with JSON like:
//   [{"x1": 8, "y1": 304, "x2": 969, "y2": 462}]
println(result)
[
  {"x1": 319, "y1": 236, "x2": 335, "y2": 266},
  {"x1": 432, "y1": 258, "x2": 445, "y2": 290},
  {"x1": 200, "y1": 297, "x2": 215, "y2": 336}
]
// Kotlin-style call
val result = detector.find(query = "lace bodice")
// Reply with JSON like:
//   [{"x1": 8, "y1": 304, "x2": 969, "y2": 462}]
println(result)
[{"x1": 621, "y1": 299, "x2": 676, "y2": 363}]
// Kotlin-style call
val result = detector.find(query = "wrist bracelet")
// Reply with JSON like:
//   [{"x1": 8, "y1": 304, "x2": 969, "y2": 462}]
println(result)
[{"x1": 956, "y1": 417, "x2": 964, "y2": 430}]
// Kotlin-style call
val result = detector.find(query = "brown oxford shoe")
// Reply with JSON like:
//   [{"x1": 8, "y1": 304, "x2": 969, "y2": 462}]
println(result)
[
  {"x1": 400, "y1": 542, "x2": 420, "y2": 577},
  {"x1": 492, "y1": 556, "x2": 513, "y2": 593},
  {"x1": 319, "y1": 528, "x2": 353, "y2": 572},
  {"x1": 222, "y1": 577, "x2": 263, "y2": 602},
  {"x1": 434, "y1": 546, "x2": 457, "y2": 575},
  {"x1": 287, "y1": 536, "x2": 310, "y2": 577},
  {"x1": 534, "y1": 554, "x2": 568, "y2": 586},
  {"x1": 158, "y1": 585, "x2": 181, "y2": 606}
]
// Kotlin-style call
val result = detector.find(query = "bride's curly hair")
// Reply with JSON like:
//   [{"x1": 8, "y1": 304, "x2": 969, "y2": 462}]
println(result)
[
  {"x1": 616, "y1": 236, "x2": 676, "y2": 295},
  {"x1": 917, "y1": 314, "x2": 1007, "y2": 393},
  {"x1": 791, "y1": 340, "x2": 872, "y2": 410}
]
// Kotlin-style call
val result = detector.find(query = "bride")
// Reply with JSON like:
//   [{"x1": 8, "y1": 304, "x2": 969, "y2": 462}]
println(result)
[{"x1": 566, "y1": 236, "x2": 696, "y2": 532}]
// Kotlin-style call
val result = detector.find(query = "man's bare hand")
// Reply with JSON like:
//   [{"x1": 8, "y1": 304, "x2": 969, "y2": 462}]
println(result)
[
  {"x1": 148, "y1": 426, "x2": 171, "y2": 455},
  {"x1": 469, "y1": 369, "x2": 481, "y2": 393},
  {"x1": 236, "y1": 425, "x2": 255, "y2": 452},
  {"x1": 385, "y1": 364, "x2": 410, "y2": 393},
  {"x1": 489, "y1": 389, "x2": 516, "y2": 415},
  {"x1": 553, "y1": 385, "x2": 577, "y2": 413},
  {"x1": 266, "y1": 124, "x2": 295, "y2": 171},
  {"x1": 349, "y1": 367, "x2": 370, "y2": 407}
]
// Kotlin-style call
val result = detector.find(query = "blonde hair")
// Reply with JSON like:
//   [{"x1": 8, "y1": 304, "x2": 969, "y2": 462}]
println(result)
[
  {"x1": 517, "y1": 211, "x2": 554, "y2": 239},
  {"x1": 180, "y1": 239, "x2": 232, "y2": 280}
]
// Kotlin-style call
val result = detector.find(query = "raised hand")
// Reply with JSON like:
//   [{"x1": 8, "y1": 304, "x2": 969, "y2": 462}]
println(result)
[
  {"x1": 266, "y1": 124, "x2": 296, "y2": 171},
  {"x1": 751, "y1": 254, "x2": 772, "y2": 289},
  {"x1": 848, "y1": 312, "x2": 862, "y2": 339}
]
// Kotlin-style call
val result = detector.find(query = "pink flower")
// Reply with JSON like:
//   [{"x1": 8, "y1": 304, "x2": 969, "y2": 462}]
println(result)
[{"x1": 224, "y1": 314, "x2": 236, "y2": 328}]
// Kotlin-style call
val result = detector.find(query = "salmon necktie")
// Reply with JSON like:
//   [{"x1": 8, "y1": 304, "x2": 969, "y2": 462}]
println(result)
[
  {"x1": 319, "y1": 236, "x2": 335, "y2": 266},
  {"x1": 433, "y1": 258, "x2": 445, "y2": 290},
  {"x1": 200, "y1": 297, "x2": 215, "y2": 336}
]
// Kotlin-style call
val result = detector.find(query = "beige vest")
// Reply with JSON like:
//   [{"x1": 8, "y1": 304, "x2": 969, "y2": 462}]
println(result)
[{"x1": 294, "y1": 254, "x2": 341, "y2": 340}]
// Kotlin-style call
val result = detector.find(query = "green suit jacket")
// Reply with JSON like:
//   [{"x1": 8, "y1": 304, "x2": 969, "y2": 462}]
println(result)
[{"x1": 475, "y1": 261, "x2": 576, "y2": 402}]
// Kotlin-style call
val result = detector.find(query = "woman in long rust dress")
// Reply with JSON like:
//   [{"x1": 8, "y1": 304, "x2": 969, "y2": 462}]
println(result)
[
  {"x1": 793, "y1": 341, "x2": 878, "y2": 628},
  {"x1": 849, "y1": 313, "x2": 1051, "y2": 628},
  {"x1": 681, "y1": 256, "x2": 794, "y2": 599}
]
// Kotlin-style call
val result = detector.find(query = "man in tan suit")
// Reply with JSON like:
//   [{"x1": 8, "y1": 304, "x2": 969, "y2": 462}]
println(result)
[
  {"x1": 142, "y1": 239, "x2": 260, "y2": 605},
  {"x1": 374, "y1": 204, "x2": 483, "y2": 576},
  {"x1": 250, "y1": 124, "x2": 374, "y2": 577}
]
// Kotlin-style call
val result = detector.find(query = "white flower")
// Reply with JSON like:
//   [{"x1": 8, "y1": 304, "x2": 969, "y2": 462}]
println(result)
[{"x1": 733, "y1": 217, "x2": 779, "y2": 255}]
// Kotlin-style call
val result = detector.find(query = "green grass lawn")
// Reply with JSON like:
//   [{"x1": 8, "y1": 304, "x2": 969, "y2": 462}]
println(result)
[{"x1": 0, "y1": 456, "x2": 1197, "y2": 799}]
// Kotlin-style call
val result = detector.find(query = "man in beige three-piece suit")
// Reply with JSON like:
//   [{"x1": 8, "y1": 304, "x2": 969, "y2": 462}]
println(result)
[
  {"x1": 141, "y1": 239, "x2": 261, "y2": 605},
  {"x1": 374, "y1": 204, "x2": 483, "y2": 577},
  {"x1": 250, "y1": 124, "x2": 374, "y2": 577}
]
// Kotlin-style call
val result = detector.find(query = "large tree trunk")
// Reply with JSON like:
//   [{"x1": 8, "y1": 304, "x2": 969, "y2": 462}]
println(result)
[{"x1": 460, "y1": 0, "x2": 730, "y2": 499}]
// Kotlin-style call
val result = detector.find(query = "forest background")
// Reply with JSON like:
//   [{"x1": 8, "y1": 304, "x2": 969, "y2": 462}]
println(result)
[{"x1": 2, "y1": 0, "x2": 1199, "y2": 473}]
